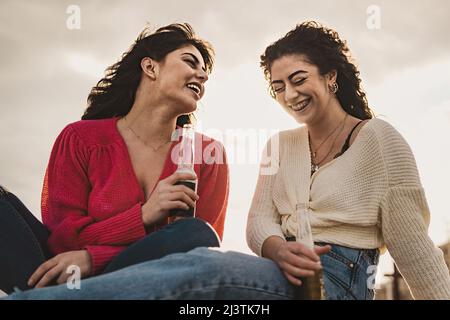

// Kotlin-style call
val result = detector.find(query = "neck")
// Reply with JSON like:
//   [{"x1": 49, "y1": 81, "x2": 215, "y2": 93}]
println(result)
[
  {"x1": 307, "y1": 100, "x2": 347, "y2": 143},
  {"x1": 121, "y1": 96, "x2": 178, "y2": 145}
]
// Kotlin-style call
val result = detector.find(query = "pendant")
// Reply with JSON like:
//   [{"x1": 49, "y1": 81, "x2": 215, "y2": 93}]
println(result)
[{"x1": 311, "y1": 163, "x2": 319, "y2": 173}]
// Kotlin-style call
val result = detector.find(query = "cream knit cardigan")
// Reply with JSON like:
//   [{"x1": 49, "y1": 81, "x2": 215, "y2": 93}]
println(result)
[{"x1": 246, "y1": 118, "x2": 450, "y2": 299}]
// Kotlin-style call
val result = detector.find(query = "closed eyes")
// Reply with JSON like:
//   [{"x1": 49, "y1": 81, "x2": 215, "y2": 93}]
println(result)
[
  {"x1": 185, "y1": 59, "x2": 196, "y2": 68},
  {"x1": 272, "y1": 78, "x2": 307, "y2": 93}
]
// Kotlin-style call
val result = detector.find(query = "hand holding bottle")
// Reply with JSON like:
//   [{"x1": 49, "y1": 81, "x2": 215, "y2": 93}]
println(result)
[{"x1": 141, "y1": 171, "x2": 199, "y2": 226}]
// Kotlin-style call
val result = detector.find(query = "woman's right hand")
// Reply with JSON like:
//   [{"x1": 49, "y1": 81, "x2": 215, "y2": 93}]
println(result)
[
  {"x1": 272, "y1": 241, "x2": 331, "y2": 286},
  {"x1": 141, "y1": 171, "x2": 199, "y2": 226}
]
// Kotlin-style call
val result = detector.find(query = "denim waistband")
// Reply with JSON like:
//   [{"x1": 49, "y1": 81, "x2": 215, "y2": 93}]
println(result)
[{"x1": 285, "y1": 237, "x2": 379, "y2": 259}]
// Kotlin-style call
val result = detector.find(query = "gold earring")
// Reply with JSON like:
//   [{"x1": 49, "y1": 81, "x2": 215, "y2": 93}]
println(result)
[{"x1": 330, "y1": 83, "x2": 339, "y2": 94}]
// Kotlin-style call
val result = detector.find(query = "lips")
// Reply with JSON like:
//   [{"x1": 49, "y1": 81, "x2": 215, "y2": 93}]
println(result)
[
  {"x1": 291, "y1": 98, "x2": 311, "y2": 112},
  {"x1": 186, "y1": 82, "x2": 202, "y2": 98}
]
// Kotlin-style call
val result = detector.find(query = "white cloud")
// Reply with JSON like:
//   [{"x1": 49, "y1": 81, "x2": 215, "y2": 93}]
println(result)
[{"x1": 64, "y1": 52, "x2": 105, "y2": 79}]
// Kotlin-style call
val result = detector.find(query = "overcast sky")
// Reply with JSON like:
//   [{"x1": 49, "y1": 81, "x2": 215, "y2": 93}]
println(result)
[{"x1": 1, "y1": 0, "x2": 450, "y2": 294}]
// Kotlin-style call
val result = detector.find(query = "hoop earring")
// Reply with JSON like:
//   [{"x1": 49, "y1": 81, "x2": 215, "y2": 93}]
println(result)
[{"x1": 330, "y1": 83, "x2": 339, "y2": 94}]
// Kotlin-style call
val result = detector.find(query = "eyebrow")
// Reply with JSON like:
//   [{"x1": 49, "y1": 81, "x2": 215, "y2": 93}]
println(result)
[
  {"x1": 182, "y1": 53, "x2": 206, "y2": 72},
  {"x1": 271, "y1": 70, "x2": 308, "y2": 85}
]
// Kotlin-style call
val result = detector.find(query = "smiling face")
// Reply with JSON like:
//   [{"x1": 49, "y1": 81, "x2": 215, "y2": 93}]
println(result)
[
  {"x1": 269, "y1": 54, "x2": 336, "y2": 125},
  {"x1": 152, "y1": 44, "x2": 208, "y2": 115}
]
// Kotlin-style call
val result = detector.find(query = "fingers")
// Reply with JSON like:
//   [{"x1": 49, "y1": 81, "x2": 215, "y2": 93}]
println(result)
[
  {"x1": 283, "y1": 271, "x2": 303, "y2": 287},
  {"x1": 35, "y1": 264, "x2": 64, "y2": 288},
  {"x1": 170, "y1": 185, "x2": 199, "y2": 201},
  {"x1": 28, "y1": 258, "x2": 58, "y2": 287},
  {"x1": 314, "y1": 244, "x2": 331, "y2": 255},
  {"x1": 289, "y1": 242, "x2": 320, "y2": 262},
  {"x1": 285, "y1": 253, "x2": 322, "y2": 272},
  {"x1": 162, "y1": 200, "x2": 190, "y2": 211},
  {"x1": 163, "y1": 192, "x2": 196, "y2": 208},
  {"x1": 281, "y1": 262, "x2": 317, "y2": 279},
  {"x1": 56, "y1": 269, "x2": 71, "y2": 285}
]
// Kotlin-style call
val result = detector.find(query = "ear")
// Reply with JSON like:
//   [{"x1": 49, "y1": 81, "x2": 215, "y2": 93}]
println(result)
[
  {"x1": 141, "y1": 57, "x2": 158, "y2": 80},
  {"x1": 327, "y1": 69, "x2": 338, "y2": 84}
]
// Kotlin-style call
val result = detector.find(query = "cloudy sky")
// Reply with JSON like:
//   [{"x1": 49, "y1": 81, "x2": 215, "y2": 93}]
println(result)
[{"x1": 1, "y1": 0, "x2": 450, "y2": 294}]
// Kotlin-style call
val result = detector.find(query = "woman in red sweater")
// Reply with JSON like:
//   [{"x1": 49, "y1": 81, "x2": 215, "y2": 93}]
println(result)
[{"x1": 0, "y1": 23, "x2": 229, "y2": 294}]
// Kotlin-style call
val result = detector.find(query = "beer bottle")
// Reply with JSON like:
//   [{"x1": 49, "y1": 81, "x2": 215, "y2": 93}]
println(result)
[
  {"x1": 296, "y1": 204, "x2": 325, "y2": 300},
  {"x1": 169, "y1": 124, "x2": 198, "y2": 218}
]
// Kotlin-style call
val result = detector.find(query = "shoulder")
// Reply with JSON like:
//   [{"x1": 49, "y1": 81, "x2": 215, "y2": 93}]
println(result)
[
  {"x1": 364, "y1": 118, "x2": 413, "y2": 153},
  {"x1": 278, "y1": 125, "x2": 307, "y2": 142},
  {"x1": 265, "y1": 126, "x2": 307, "y2": 150},
  {"x1": 365, "y1": 118, "x2": 421, "y2": 186},
  {"x1": 61, "y1": 118, "x2": 121, "y2": 147}
]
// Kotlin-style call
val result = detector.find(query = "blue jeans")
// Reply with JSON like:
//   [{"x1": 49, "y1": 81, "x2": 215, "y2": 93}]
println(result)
[
  {"x1": 320, "y1": 243, "x2": 380, "y2": 300},
  {"x1": 4, "y1": 248, "x2": 304, "y2": 300},
  {"x1": 104, "y1": 217, "x2": 220, "y2": 274},
  {"x1": 3, "y1": 244, "x2": 378, "y2": 300},
  {"x1": 0, "y1": 185, "x2": 220, "y2": 294}
]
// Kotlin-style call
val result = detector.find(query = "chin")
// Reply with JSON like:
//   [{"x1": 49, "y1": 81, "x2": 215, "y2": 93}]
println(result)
[{"x1": 174, "y1": 98, "x2": 197, "y2": 114}]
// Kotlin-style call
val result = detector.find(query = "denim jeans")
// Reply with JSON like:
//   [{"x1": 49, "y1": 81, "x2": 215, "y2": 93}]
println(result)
[
  {"x1": 104, "y1": 217, "x2": 221, "y2": 274},
  {"x1": 320, "y1": 243, "x2": 380, "y2": 300},
  {"x1": 285, "y1": 237, "x2": 379, "y2": 300},
  {"x1": 0, "y1": 185, "x2": 220, "y2": 294},
  {"x1": 4, "y1": 248, "x2": 304, "y2": 300},
  {"x1": 0, "y1": 185, "x2": 52, "y2": 294}
]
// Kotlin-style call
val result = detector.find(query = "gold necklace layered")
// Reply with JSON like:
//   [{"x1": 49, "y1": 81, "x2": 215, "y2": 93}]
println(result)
[{"x1": 309, "y1": 114, "x2": 348, "y2": 174}]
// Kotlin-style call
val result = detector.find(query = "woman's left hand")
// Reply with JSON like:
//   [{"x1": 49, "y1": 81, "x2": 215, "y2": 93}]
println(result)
[{"x1": 28, "y1": 250, "x2": 92, "y2": 288}]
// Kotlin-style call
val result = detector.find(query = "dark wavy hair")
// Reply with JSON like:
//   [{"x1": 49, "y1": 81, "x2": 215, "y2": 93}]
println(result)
[
  {"x1": 82, "y1": 23, "x2": 214, "y2": 126},
  {"x1": 260, "y1": 21, "x2": 374, "y2": 120}
]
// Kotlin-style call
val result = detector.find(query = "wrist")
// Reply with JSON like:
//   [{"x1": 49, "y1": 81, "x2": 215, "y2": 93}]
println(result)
[
  {"x1": 262, "y1": 235, "x2": 285, "y2": 260},
  {"x1": 141, "y1": 202, "x2": 151, "y2": 226}
]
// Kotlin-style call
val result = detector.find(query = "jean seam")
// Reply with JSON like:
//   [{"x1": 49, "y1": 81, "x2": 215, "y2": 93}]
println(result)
[
  {"x1": 155, "y1": 283, "x2": 295, "y2": 300},
  {"x1": 327, "y1": 250, "x2": 356, "y2": 268},
  {"x1": 346, "y1": 251, "x2": 363, "y2": 299}
]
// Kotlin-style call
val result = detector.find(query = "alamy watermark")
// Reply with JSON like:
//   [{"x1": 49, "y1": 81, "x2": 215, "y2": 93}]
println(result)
[
  {"x1": 169, "y1": 126, "x2": 281, "y2": 176},
  {"x1": 66, "y1": 5, "x2": 81, "y2": 30},
  {"x1": 66, "y1": 265, "x2": 81, "y2": 290},
  {"x1": 366, "y1": 5, "x2": 381, "y2": 30}
]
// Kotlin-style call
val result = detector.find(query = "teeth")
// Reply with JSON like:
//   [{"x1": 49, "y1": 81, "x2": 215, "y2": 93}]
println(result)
[
  {"x1": 187, "y1": 83, "x2": 201, "y2": 95},
  {"x1": 291, "y1": 99, "x2": 310, "y2": 111}
]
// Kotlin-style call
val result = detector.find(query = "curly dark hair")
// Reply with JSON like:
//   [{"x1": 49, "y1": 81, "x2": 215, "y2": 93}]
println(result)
[
  {"x1": 260, "y1": 21, "x2": 374, "y2": 120},
  {"x1": 82, "y1": 23, "x2": 214, "y2": 126}
]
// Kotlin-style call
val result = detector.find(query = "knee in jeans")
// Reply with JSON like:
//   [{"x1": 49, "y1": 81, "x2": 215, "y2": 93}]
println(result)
[
  {"x1": 176, "y1": 218, "x2": 220, "y2": 247},
  {"x1": 186, "y1": 247, "x2": 224, "y2": 274}
]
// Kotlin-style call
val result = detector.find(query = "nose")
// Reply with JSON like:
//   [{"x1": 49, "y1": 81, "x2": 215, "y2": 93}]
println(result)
[
  {"x1": 197, "y1": 69, "x2": 208, "y2": 83},
  {"x1": 284, "y1": 84, "x2": 299, "y2": 106}
]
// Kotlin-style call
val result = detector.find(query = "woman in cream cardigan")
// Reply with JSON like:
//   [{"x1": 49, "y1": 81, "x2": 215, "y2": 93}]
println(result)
[{"x1": 246, "y1": 21, "x2": 450, "y2": 299}]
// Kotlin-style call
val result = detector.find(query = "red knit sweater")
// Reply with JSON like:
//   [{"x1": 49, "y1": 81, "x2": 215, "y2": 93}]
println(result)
[{"x1": 41, "y1": 117, "x2": 229, "y2": 275}]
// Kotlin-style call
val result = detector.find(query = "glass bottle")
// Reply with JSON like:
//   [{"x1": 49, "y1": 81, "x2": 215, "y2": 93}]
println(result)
[
  {"x1": 169, "y1": 124, "x2": 198, "y2": 218},
  {"x1": 296, "y1": 204, "x2": 325, "y2": 300}
]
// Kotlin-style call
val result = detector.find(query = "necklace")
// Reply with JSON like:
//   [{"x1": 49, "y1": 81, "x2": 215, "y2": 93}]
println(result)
[
  {"x1": 310, "y1": 114, "x2": 348, "y2": 174},
  {"x1": 309, "y1": 116, "x2": 345, "y2": 159},
  {"x1": 123, "y1": 117, "x2": 171, "y2": 153}
]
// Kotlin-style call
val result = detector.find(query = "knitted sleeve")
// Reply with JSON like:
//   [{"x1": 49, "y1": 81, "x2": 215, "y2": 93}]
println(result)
[
  {"x1": 377, "y1": 120, "x2": 450, "y2": 299},
  {"x1": 246, "y1": 134, "x2": 285, "y2": 256},
  {"x1": 42, "y1": 124, "x2": 146, "y2": 274}
]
